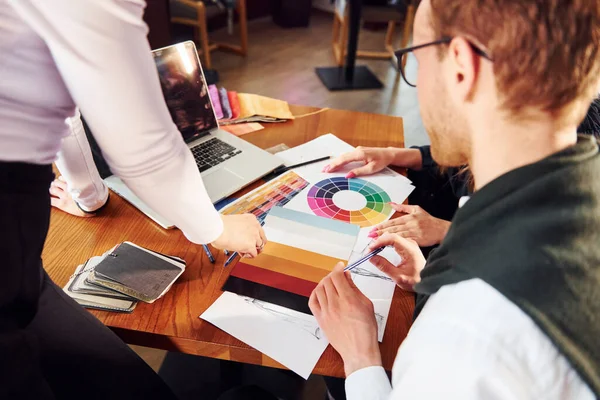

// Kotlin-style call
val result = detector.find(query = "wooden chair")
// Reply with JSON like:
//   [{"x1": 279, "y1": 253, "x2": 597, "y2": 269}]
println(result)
[
  {"x1": 332, "y1": 0, "x2": 417, "y2": 68},
  {"x1": 170, "y1": 0, "x2": 248, "y2": 69}
]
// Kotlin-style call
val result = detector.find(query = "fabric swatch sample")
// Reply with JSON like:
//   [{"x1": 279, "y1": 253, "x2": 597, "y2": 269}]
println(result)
[
  {"x1": 219, "y1": 87, "x2": 232, "y2": 119},
  {"x1": 228, "y1": 91, "x2": 241, "y2": 119},
  {"x1": 208, "y1": 84, "x2": 223, "y2": 119}
]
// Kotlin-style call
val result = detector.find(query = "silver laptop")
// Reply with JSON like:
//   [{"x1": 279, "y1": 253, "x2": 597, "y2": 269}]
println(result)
[{"x1": 103, "y1": 41, "x2": 282, "y2": 228}]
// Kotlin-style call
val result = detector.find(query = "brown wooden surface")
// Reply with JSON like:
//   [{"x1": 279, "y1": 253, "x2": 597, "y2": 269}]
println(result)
[{"x1": 43, "y1": 107, "x2": 414, "y2": 378}]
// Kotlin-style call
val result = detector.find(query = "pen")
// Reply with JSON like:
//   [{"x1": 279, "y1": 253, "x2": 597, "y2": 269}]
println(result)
[
  {"x1": 224, "y1": 251, "x2": 239, "y2": 267},
  {"x1": 272, "y1": 156, "x2": 331, "y2": 175},
  {"x1": 202, "y1": 244, "x2": 215, "y2": 264},
  {"x1": 344, "y1": 247, "x2": 386, "y2": 272}
]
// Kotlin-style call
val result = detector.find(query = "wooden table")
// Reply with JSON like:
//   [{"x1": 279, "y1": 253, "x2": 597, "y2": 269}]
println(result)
[{"x1": 43, "y1": 106, "x2": 415, "y2": 378}]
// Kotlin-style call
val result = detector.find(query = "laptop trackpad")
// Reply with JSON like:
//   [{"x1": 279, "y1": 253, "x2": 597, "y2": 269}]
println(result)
[{"x1": 203, "y1": 168, "x2": 245, "y2": 200}]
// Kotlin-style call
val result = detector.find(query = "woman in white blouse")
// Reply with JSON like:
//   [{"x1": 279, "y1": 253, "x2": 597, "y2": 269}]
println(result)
[{"x1": 0, "y1": 0, "x2": 264, "y2": 397}]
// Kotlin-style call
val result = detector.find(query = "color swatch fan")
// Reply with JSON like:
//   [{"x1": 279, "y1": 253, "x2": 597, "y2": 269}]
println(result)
[
  {"x1": 222, "y1": 206, "x2": 360, "y2": 314},
  {"x1": 220, "y1": 171, "x2": 309, "y2": 223},
  {"x1": 307, "y1": 177, "x2": 393, "y2": 227}
]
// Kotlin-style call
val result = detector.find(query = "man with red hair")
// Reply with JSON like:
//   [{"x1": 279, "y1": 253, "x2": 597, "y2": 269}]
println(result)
[{"x1": 311, "y1": 0, "x2": 600, "y2": 398}]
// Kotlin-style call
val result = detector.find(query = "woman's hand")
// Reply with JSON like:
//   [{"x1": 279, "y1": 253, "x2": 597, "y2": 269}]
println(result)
[
  {"x1": 323, "y1": 147, "x2": 422, "y2": 178},
  {"x1": 211, "y1": 214, "x2": 267, "y2": 258},
  {"x1": 323, "y1": 147, "x2": 396, "y2": 178},
  {"x1": 369, "y1": 203, "x2": 451, "y2": 247},
  {"x1": 49, "y1": 176, "x2": 93, "y2": 218}
]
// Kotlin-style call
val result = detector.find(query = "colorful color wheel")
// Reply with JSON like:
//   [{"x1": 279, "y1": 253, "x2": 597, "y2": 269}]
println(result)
[{"x1": 306, "y1": 177, "x2": 393, "y2": 227}]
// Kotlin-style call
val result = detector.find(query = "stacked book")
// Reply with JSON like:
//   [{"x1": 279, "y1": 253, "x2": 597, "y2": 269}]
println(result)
[{"x1": 63, "y1": 242, "x2": 186, "y2": 313}]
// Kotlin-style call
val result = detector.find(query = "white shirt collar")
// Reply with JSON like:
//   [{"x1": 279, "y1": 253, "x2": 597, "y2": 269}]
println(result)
[{"x1": 458, "y1": 196, "x2": 471, "y2": 208}]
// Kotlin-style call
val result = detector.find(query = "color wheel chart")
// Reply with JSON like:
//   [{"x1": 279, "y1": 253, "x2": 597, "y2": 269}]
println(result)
[{"x1": 307, "y1": 177, "x2": 393, "y2": 227}]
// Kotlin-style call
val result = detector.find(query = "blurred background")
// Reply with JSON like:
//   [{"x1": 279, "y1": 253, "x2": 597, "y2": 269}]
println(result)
[{"x1": 143, "y1": 0, "x2": 428, "y2": 148}]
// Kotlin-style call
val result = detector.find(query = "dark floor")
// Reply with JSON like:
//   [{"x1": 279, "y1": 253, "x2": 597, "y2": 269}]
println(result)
[
  {"x1": 133, "y1": 10, "x2": 428, "y2": 399},
  {"x1": 131, "y1": 344, "x2": 329, "y2": 399}
]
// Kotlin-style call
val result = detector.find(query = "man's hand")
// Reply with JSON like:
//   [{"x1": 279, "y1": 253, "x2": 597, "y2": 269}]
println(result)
[
  {"x1": 309, "y1": 262, "x2": 382, "y2": 377},
  {"x1": 369, "y1": 203, "x2": 451, "y2": 247},
  {"x1": 49, "y1": 176, "x2": 93, "y2": 218},
  {"x1": 323, "y1": 147, "x2": 422, "y2": 178},
  {"x1": 211, "y1": 214, "x2": 267, "y2": 258},
  {"x1": 368, "y1": 233, "x2": 426, "y2": 291}
]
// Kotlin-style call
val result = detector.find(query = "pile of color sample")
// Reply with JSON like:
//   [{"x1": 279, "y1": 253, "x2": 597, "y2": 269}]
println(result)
[
  {"x1": 207, "y1": 85, "x2": 294, "y2": 125},
  {"x1": 220, "y1": 171, "x2": 309, "y2": 223}
]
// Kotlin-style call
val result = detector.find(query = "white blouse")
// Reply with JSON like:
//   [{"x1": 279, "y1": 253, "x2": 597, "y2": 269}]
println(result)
[{"x1": 1, "y1": 0, "x2": 223, "y2": 244}]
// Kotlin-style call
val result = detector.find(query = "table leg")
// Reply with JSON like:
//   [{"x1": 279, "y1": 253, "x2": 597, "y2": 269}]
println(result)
[
  {"x1": 315, "y1": 0, "x2": 383, "y2": 90},
  {"x1": 344, "y1": 0, "x2": 362, "y2": 82}
]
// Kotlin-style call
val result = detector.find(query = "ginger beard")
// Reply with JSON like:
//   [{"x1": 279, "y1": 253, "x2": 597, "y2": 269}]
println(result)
[
  {"x1": 414, "y1": 0, "x2": 471, "y2": 169},
  {"x1": 419, "y1": 70, "x2": 471, "y2": 168}
]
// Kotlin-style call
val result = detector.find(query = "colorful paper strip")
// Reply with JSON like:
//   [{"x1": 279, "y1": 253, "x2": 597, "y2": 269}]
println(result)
[
  {"x1": 223, "y1": 276, "x2": 312, "y2": 315},
  {"x1": 231, "y1": 262, "x2": 317, "y2": 297}
]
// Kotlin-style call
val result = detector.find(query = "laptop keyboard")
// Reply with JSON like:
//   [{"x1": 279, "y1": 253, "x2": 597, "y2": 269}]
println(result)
[{"x1": 191, "y1": 138, "x2": 242, "y2": 173}]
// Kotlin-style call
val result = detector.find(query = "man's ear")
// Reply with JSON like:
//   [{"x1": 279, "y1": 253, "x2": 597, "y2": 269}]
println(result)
[{"x1": 446, "y1": 37, "x2": 480, "y2": 103}]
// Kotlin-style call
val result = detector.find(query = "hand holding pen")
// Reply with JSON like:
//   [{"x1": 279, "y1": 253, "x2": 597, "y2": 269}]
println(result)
[
  {"x1": 366, "y1": 233, "x2": 426, "y2": 291},
  {"x1": 344, "y1": 246, "x2": 387, "y2": 272}
]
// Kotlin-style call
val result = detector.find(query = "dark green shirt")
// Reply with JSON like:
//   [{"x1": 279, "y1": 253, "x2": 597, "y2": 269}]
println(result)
[{"x1": 414, "y1": 136, "x2": 600, "y2": 396}]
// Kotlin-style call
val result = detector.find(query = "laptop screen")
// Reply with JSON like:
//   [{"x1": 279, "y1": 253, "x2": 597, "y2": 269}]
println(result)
[{"x1": 152, "y1": 42, "x2": 218, "y2": 142}]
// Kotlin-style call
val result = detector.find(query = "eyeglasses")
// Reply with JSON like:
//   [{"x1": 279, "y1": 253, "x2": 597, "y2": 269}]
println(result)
[{"x1": 394, "y1": 37, "x2": 493, "y2": 87}]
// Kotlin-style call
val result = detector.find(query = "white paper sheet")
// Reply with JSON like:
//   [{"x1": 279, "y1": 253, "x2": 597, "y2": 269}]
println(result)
[
  {"x1": 276, "y1": 133, "x2": 414, "y2": 186},
  {"x1": 347, "y1": 228, "x2": 402, "y2": 341},
  {"x1": 201, "y1": 292, "x2": 329, "y2": 379},
  {"x1": 201, "y1": 287, "x2": 394, "y2": 378}
]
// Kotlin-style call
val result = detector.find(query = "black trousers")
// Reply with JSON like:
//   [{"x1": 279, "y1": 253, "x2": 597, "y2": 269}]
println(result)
[{"x1": 0, "y1": 162, "x2": 176, "y2": 399}]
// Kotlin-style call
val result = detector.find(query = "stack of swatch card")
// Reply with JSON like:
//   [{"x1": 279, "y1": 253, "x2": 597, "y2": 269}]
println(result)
[
  {"x1": 207, "y1": 85, "x2": 294, "y2": 125},
  {"x1": 63, "y1": 241, "x2": 186, "y2": 313}
]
